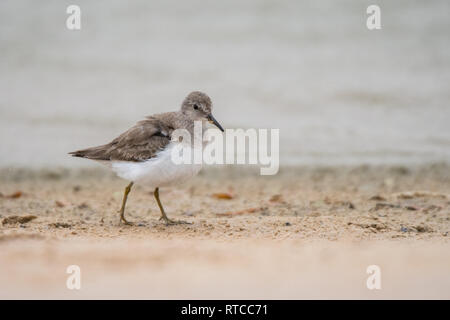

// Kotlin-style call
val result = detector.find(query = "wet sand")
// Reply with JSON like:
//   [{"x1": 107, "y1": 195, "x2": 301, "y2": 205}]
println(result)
[{"x1": 0, "y1": 165, "x2": 449, "y2": 299}]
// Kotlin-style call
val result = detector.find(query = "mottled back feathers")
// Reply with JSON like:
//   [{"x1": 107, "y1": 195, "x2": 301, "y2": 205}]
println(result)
[{"x1": 69, "y1": 116, "x2": 174, "y2": 162}]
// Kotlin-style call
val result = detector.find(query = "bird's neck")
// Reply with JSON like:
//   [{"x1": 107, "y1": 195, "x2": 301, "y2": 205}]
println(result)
[{"x1": 173, "y1": 112, "x2": 206, "y2": 136}]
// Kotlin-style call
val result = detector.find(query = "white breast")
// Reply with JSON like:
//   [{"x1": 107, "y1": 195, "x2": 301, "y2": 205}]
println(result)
[{"x1": 102, "y1": 143, "x2": 202, "y2": 188}]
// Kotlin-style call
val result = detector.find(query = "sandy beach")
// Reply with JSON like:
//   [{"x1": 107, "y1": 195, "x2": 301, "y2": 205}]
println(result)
[{"x1": 1, "y1": 164, "x2": 449, "y2": 299}]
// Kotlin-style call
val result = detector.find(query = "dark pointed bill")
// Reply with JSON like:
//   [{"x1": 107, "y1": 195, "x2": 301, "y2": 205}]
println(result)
[{"x1": 207, "y1": 114, "x2": 224, "y2": 132}]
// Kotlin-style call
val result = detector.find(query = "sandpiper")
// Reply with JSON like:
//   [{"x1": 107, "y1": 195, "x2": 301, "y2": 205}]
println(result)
[{"x1": 69, "y1": 91, "x2": 224, "y2": 225}]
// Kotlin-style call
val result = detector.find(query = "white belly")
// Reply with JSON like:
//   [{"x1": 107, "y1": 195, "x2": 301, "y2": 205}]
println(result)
[{"x1": 101, "y1": 143, "x2": 202, "y2": 188}]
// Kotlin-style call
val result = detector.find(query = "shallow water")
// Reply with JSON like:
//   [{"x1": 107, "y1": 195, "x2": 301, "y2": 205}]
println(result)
[{"x1": 0, "y1": 0, "x2": 449, "y2": 168}]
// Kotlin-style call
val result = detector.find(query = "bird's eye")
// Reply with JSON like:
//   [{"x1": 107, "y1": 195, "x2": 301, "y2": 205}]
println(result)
[{"x1": 193, "y1": 104, "x2": 199, "y2": 110}]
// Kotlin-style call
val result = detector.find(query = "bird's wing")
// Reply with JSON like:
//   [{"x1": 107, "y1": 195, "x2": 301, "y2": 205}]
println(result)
[{"x1": 69, "y1": 117, "x2": 173, "y2": 162}]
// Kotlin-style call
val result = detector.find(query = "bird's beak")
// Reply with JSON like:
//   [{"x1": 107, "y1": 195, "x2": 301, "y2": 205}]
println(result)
[{"x1": 207, "y1": 114, "x2": 224, "y2": 132}]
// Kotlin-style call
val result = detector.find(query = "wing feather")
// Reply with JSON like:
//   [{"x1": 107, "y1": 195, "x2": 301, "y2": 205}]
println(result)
[{"x1": 69, "y1": 117, "x2": 173, "y2": 162}]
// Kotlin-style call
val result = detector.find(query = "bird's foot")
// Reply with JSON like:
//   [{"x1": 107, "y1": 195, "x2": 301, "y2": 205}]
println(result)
[
  {"x1": 159, "y1": 216, "x2": 192, "y2": 226},
  {"x1": 120, "y1": 216, "x2": 133, "y2": 226}
]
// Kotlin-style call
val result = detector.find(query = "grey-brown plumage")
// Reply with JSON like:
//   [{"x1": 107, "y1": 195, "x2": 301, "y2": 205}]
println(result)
[
  {"x1": 69, "y1": 91, "x2": 222, "y2": 162},
  {"x1": 69, "y1": 116, "x2": 173, "y2": 162},
  {"x1": 69, "y1": 91, "x2": 224, "y2": 226}
]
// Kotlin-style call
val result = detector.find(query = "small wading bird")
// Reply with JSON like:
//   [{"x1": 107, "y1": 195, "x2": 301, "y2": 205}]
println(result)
[{"x1": 69, "y1": 91, "x2": 224, "y2": 225}]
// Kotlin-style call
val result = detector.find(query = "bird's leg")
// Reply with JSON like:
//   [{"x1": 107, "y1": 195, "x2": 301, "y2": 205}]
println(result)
[
  {"x1": 119, "y1": 182, "x2": 134, "y2": 225},
  {"x1": 154, "y1": 187, "x2": 191, "y2": 225}
]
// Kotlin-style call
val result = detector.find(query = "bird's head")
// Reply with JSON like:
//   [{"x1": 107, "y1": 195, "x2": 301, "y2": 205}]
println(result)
[{"x1": 181, "y1": 91, "x2": 224, "y2": 132}]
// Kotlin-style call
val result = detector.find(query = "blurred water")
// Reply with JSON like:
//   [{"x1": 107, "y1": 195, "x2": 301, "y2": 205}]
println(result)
[{"x1": 0, "y1": 0, "x2": 449, "y2": 168}]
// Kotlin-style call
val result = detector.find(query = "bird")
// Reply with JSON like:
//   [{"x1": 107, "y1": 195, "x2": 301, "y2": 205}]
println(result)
[{"x1": 69, "y1": 91, "x2": 224, "y2": 225}]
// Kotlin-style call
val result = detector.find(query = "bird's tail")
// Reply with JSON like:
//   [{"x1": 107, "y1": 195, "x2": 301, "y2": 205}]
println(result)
[
  {"x1": 68, "y1": 149, "x2": 90, "y2": 158},
  {"x1": 68, "y1": 145, "x2": 109, "y2": 160}
]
